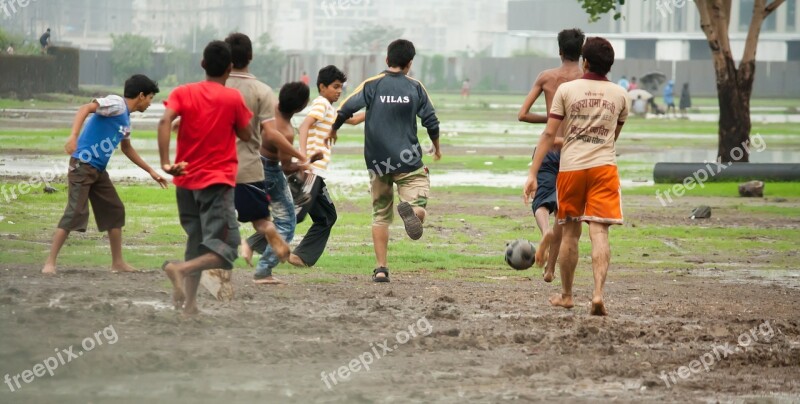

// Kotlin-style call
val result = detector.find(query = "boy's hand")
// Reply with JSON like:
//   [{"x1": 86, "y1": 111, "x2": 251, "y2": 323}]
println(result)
[
  {"x1": 324, "y1": 129, "x2": 338, "y2": 148},
  {"x1": 64, "y1": 137, "x2": 77, "y2": 155},
  {"x1": 163, "y1": 161, "x2": 189, "y2": 177},
  {"x1": 309, "y1": 151, "x2": 325, "y2": 163},
  {"x1": 433, "y1": 149, "x2": 442, "y2": 161},
  {"x1": 150, "y1": 171, "x2": 169, "y2": 189},
  {"x1": 171, "y1": 119, "x2": 181, "y2": 133},
  {"x1": 523, "y1": 174, "x2": 537, "y2": 204}
]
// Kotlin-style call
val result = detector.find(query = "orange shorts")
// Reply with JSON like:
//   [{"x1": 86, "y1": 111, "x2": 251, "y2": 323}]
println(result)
[{"x1": 556, "y1": 165, "x2": 623, "y2": 225}]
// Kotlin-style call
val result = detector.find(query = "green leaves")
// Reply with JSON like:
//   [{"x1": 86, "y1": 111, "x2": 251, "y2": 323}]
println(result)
[
  {"x1": 576, "y1": 0, "x2": 626, "y2": 22},
  {"x1": 110, "y1": 34, "x2": 154, "y2": 84}
]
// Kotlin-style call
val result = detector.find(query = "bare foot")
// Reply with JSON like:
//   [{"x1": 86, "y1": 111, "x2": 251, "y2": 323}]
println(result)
[
  {"x1": 268, "y1": 236, "x2": 290, "y2": 263},
  {"x1": 42, "y1": 263, "x2": 57, "y2": 275},
  {"x1": 288, "y1": 254, "x2": 308, "y2": 267},
  {"x1": 543, "y1": 267, "x2": 555, "y2": 283},
  {"x1": 535, "y1": 231, "x2": 553, "y2": 268},
  {"x1": 240, "y1": 240, "x2": 254, "y2": 267},
  {"x1": 253, "y1": 276, "x2": 286, "y2": 285},
  {"x1": 549, "y1": 293, "x2": 574, "y2": 309},
  {"x1": 590, "y1": 296, "x2": 608, "y2": 316},
  {"x1": 162, "y1": 261, "x2": 185, "y2": 310},
  {"x1": 111, "y1": 262, "x2": 138, "y2": 273},
  {"x1": 183, "y1": 305, "x2": 200, "y2": 316}
]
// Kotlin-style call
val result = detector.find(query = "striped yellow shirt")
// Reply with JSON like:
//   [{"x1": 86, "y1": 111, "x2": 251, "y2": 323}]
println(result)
[{"x1": 306, "y1": 96, "x2": 336, "y2": 176}]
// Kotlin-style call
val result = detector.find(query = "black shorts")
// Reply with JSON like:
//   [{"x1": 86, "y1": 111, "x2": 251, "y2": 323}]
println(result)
[
  {"x1": 531, "y1": 151, "x2": 560, "y2": 215},
  {"x1": 234, "y1": 182, "x2": 270, "y2": 223}
]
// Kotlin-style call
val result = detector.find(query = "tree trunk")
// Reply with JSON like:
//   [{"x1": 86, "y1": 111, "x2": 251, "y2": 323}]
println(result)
[{"x1": 716, "y1": 59, "x2": 755, "y2": 163}]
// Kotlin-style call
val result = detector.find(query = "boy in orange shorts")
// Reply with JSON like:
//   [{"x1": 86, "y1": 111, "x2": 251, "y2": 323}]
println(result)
[{"x1": 524, "y1": 37, "x2": 628, "y2": 316}]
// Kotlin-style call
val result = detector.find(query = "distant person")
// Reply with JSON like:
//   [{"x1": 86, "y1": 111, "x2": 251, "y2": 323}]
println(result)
[
  {"x1": 300, "y1": 71, "x2": 310, "y2": 86},
  {"x1": 518, "y1": 28, "x2": 585, "y2": 283},
  {"x1": 40, "y1": 28, "x2": 51, "y2": 54},
  {"x1": 628, "y1": 76, "x2": 638, "y2": 91},
  {"x1": 157, "y1": 41, "x2": 254, "y2": 315},
  {"x1": 6, "y1": 44, "x2": 14, "y2": 55},
  {"x1": 617, "y1": 75, "x2": 629, "y2": 90},
  {"x1": 461, "y1": 78, "x2": 471, "y2": 99},
  {"x1": 663, "y1": 80, "x2": 676, "y2": 117},
  {"x1": 632, "y1": 95, "x2": 647, "y2": 117},
  {"x1": 327, "y1": 39, "x2": 442, "y2": 283},
  {"x1": 42, "y1": 75, "x2": 166, "y2": 275},
  {"x1": 679, "y1": 82, "x2": 691, "y2": 118}
]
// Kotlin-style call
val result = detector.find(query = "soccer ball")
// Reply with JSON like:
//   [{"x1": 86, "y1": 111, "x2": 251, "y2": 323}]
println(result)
[{"x1": 505, "y1": 239, "x2": 536, "y2": 270}]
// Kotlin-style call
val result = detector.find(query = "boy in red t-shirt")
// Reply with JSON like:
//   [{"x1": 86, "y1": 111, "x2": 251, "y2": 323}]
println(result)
[{"x1": 157, "y1": 41, "x2": 253, "y2": 315}]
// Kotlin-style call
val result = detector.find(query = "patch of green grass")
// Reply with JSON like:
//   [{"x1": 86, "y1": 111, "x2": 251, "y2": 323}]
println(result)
[{"x1": 623, "y1": 182, "x2": 800, "y2": 198}]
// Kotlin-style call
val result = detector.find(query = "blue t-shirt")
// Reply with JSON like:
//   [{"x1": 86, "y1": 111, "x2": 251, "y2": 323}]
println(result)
[{"x1": 71, "y1": 95, "x2": 131, "y2": 171}]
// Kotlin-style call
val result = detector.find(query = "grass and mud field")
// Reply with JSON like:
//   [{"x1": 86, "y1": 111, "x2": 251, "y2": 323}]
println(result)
[{"x1": 0, "y1": 92, "x2": 799, "y2": 403}]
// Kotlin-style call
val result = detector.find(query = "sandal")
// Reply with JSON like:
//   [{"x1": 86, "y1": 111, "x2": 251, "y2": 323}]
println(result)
[{"x1": 372, "y1": 267, "x2": 390, "y2": 283}]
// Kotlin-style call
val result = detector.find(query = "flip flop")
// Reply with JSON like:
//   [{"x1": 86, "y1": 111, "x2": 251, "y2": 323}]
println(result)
[{"x1": 372, "y1": 267, "x2": 390, "y2": 283}]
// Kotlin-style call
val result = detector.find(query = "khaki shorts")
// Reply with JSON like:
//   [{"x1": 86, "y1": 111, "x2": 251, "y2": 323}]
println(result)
[
  {"x1": 370, "y1": 166, "x2": 430, "y2": 226},
  {"x1": 57, "y1": 158, "x2": 125, "y2": 232}
]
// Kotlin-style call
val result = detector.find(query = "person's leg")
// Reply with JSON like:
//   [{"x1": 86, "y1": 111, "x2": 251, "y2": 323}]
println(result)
[
  {"x1": 532, "y1": 162, "x2": 558, "y2": 269},
  {"x1": 163, "y1": 253, "x2": 227, "y2": 315},
  {"x1": 588, "y1": 222, "x2": 611, "y2": 316},
  {"x1": 543, "y1": 220, "x2": 562, "y2": 283},
  {"x1": 42, "y1": 229, "x2": 70, "y2": 274},
  {"x1": 549, "y1": 221, "x2": 580, "y2": 309},
  {"x1": 370, "y1": 172, "x2": 394, "y2": 280},
  {"x1": 254, "y1": 168, "x2": 296, "y2": 284},
  {"x1": 252, "y1": 218, "x2": 289, "y2": 264},
  {"x1": 292, "y1": 178, "x2": 336, "y2": 267},
  {"x1": 372, "y1": 225, "x2": 389, "y2": 269},
  {"x1": 395, "y1": 167, "x2": 429, "y2": 240},
  {"x1": 43, "y1": 159, "x2": 94, "y2": 274},
  {"x1": 549, "y1": 169, "x2": 587, "y2": 308},
  {"x1": 88, "y1": 171, "x2": 132, "y2": 272},
  {"x1": 582, "y1": 165, "x2": 623, "y2": 316},
  {"x1": 534, "y1": 206, "x2": 550, "y2": 237}
]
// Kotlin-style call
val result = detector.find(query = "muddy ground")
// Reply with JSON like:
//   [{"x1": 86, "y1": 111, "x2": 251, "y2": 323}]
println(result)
[{"x1": 1, "y1": 194, "x2": 799, "y2": 404}]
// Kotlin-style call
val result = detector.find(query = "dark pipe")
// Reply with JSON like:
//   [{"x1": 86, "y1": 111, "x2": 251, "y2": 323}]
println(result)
[{"x1": 653, "y1": 163, "x2": 800, "y2": 183}]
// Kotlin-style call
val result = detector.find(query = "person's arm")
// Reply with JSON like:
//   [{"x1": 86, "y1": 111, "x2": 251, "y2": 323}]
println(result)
[
  {"x1": 615, "y1": 97, "x2": 628, "y2": 142},
  {"x1": 64, "y1": 102, "x2": 99, "y2": 154},
  {"x1": 517, "y1": 74, "x2": 547, "y2": 124},
  {"x1": 298, "y1": 115, "x2": 317, "y2": 156},
  {"x1": 157, "y1": 108, "x2": 187, "y2": 176},
  {"x1": 120, "y1": 139, "x2": 168, "y2": 188},
  {"x1": 345, "y1": 111, "x2": 366, "y2": 125},
  {"x1": 328, "y1": 80, "x2": 369, "y2": 147},
  {"x1": 417, "y1": 83, "x2": 441, "y2": 160},
  {"x1": 263, "y1": 119, "x2": 306, "y2": 162}
]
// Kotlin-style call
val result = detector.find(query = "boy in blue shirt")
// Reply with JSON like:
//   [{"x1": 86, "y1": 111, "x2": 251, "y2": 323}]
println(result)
[{"x1": 42, "y1": 74, "x2": 167, "y2": 275}]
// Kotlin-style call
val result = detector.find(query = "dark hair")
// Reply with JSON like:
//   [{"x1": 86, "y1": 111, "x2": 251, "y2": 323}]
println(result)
[
  {"x1": 278, "y1": 82, "x2": 310, "y2": 115},
  {"x1": 316, "y1": 65, "x2": 347, "y2": 91},
  {"x1": 225, "y1": 33, "x2": 252, "y2": 69},
  {"x1": 202, "y1": 40, "x2": 232, "y2": 78},
  {"x1": 558, "y1": 28, "x2": 585, "y2": 61},
  {"x1": 387, "y1": 39, "x2": 415, "y2": 68},
  {"x1": 581, "y1": 37, "x2": 615, "y2": 76},
  {"x1": 123, "y1": 74, "x2": 160, "y2": 98}
]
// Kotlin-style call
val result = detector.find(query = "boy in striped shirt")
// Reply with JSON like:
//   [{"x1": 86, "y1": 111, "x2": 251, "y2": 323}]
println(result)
[{"x1": 289, "y1": 65, "x2": 347, "y2": 267}]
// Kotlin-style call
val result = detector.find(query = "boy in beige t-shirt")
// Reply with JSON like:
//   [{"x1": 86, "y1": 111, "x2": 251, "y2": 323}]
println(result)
[{"x1": 525, "y1": 37, "x2": 628, "y2": 317}]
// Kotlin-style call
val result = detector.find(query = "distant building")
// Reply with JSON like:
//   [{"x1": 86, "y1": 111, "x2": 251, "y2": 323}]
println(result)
[{"x1": 500, "y1": 0, "x2": 800, "y2": 62}]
